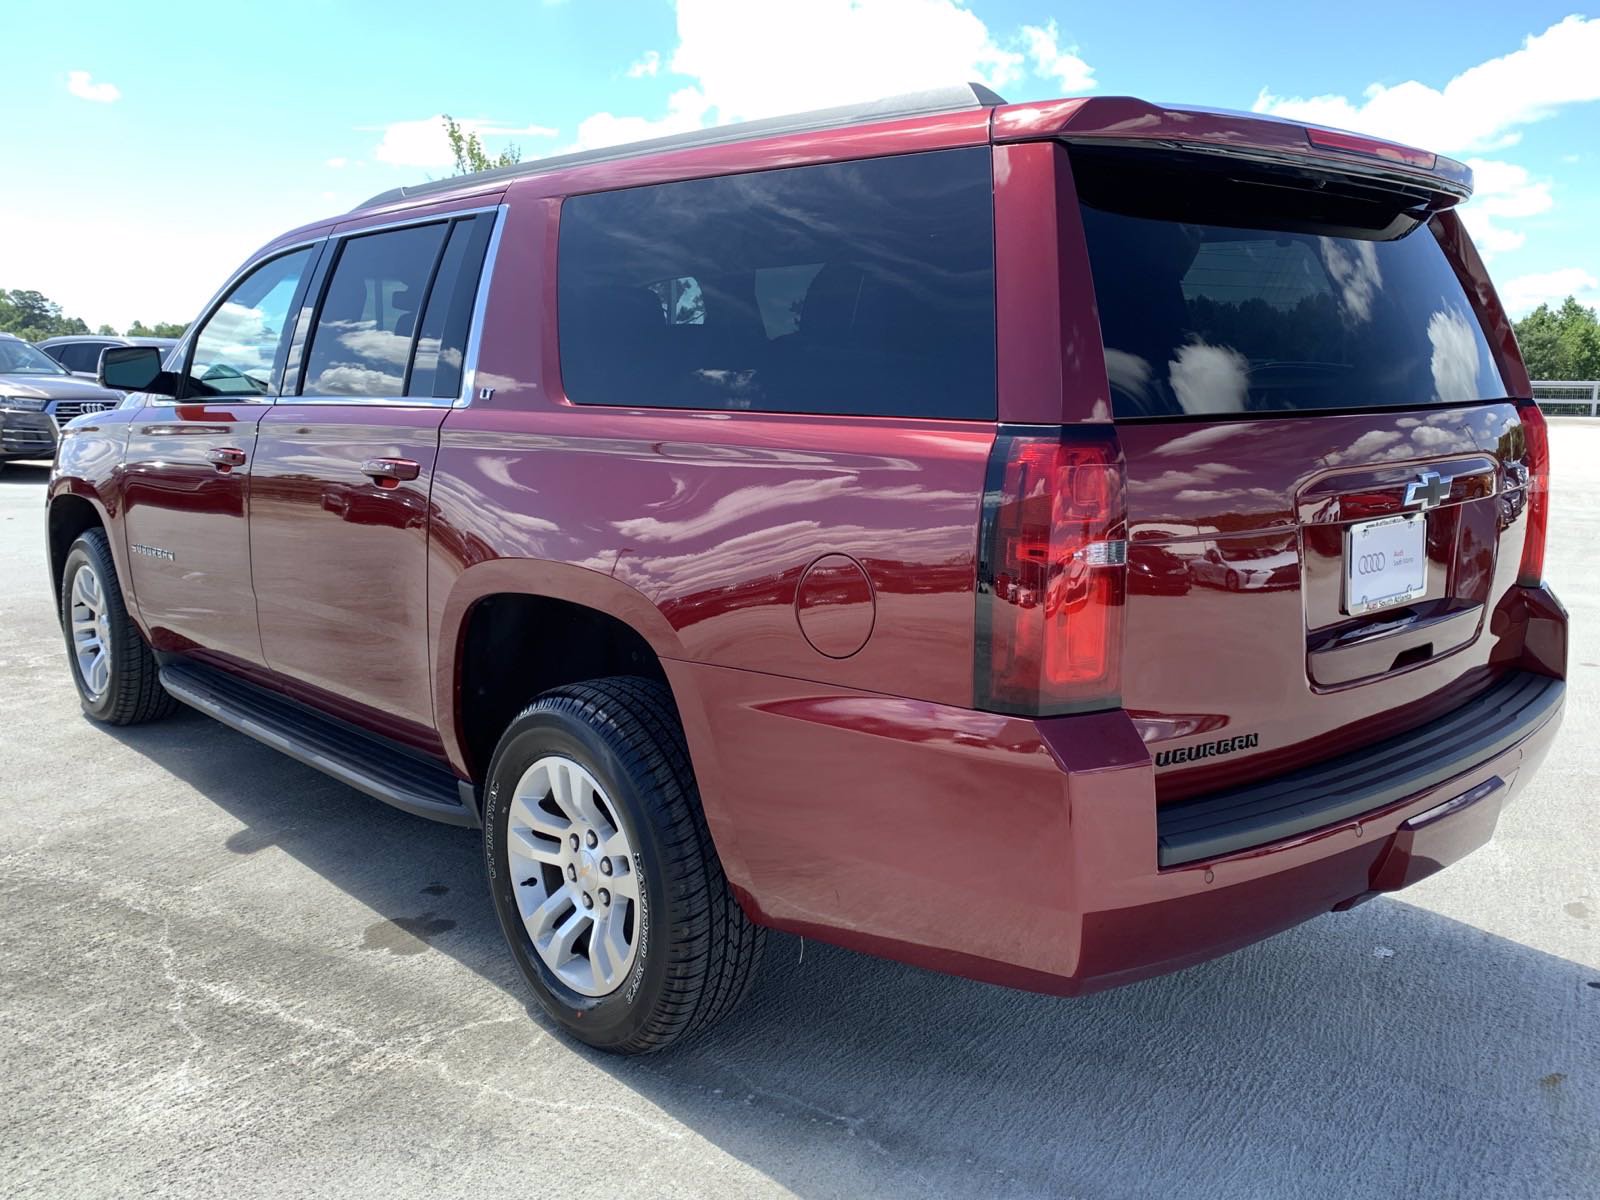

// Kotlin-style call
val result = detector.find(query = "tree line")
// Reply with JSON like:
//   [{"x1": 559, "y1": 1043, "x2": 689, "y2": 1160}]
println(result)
[
  {"x1": 1513, "y1": 295, "x2": 1600, "y2": 382},
  {"x1": 0, "y1": 288, "x2": 185, "y2": 342}
]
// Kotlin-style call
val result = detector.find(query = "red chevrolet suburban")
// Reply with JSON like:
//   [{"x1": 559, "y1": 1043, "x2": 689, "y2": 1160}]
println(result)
[{"x1": 48, "y1": 85, "x2": 1566, "y2": 1054}]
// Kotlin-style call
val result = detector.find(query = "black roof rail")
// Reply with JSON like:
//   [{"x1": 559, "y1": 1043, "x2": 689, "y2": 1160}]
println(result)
[{"x1": 353, "y1": 82, "x2": 1006, "y2": 212}]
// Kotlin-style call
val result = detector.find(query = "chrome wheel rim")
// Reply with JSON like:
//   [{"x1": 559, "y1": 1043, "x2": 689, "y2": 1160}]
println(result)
[
  {"x1": 506, "y1": 755, "x2": 641, "y2": 997},
  {"x1": 69, "y1": 563, "x2": 112, "y2": 702}
]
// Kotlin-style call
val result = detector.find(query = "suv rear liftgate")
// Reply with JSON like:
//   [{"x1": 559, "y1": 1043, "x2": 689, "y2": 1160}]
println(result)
[{"x1": 1064, "y1": 139, "x2": 1563, "y2": 867}]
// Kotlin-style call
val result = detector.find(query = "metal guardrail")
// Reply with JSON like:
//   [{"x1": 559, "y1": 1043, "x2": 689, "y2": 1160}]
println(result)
[{"x1": 1532, "y1": 381, "x2": 1600, "y2": 416}]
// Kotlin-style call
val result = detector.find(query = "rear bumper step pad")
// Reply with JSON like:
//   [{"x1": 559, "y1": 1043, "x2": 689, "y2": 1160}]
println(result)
[{"x1": 1156, "y1": 670, "x2": 1564, "y2": 867}]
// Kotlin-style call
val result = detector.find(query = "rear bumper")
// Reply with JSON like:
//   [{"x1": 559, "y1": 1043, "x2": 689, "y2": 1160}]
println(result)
[
  {"x1": 1155, "y1": 670, "x2": 1563, "y2": 867},
  {"x1": 672, "y1": 609, "x2": 1566, "y2": 998},
  {"x1": 1054, "y1": 679, "x2": 1562, "y2": 994}
]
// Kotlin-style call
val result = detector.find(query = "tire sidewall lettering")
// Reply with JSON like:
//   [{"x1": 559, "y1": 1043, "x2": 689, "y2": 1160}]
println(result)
[{"x1": 623, "y1": 850, "x2": 649, "y2": 1004}]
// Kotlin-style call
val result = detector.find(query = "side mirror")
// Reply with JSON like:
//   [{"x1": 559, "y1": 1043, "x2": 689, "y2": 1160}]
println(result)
[{"x1": 99, "y1": 345, "x2": 175, "y2": 395}]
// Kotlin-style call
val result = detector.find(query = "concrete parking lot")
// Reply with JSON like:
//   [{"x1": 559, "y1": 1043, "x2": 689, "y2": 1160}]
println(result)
[{"x1": 1, "y1": 425, "x2": 1596, "y2": 1200}]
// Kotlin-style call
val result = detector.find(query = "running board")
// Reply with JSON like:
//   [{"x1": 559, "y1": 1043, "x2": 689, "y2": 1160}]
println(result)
[{"x1": 159, "y1": 659, "x2": 479, "y2": 827}]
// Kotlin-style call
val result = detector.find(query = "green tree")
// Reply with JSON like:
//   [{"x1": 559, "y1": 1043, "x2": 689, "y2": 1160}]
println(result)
[
  {"x1": 443, "y1": 115, "x2": 521, "y2": 176},
  {"x1": 1514, "y1": 295, "x2": 1600, "y2": 380},
  {"x1": 126, "y1": 319, "x2": 187, "y2": 339},
  {"x1": 96, "y1": 323, "x2": 117, "y2": 336},
  {"x1": 0, "y1": 288, "x2": 90, "y2": 339}
]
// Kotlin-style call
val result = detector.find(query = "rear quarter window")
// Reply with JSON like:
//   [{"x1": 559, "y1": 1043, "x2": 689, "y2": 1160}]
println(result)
[{"x1": 556, "y1": 147, "x2": 996, "y2": 420}]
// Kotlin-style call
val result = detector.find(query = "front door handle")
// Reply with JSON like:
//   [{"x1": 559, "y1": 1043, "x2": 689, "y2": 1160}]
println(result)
[
  {"x1": 206, "y1": 446, "x2": 247, "y2": 471},
  {"x1": 359, "y1": 457, "x2": 421, "y2": 487}
]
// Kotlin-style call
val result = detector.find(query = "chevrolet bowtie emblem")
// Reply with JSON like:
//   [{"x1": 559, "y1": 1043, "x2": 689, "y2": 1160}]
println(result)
[{"x1": 1403, "y1": 469, "x2": 1452, "y2": 510}]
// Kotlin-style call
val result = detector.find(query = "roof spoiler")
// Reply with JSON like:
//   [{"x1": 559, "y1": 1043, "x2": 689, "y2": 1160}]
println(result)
[{"x1": 994, "y1": 97, "x2": 1473, "y2": 202}]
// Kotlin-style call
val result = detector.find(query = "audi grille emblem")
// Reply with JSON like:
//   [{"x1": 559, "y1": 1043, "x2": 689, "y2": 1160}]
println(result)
[{"x1": 1356, "y1": 552, "x2": 1387, "y2": 575}]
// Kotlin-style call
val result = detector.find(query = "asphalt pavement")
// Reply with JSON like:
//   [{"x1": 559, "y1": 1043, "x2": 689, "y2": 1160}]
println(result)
[{"x1": 1, "y1": 426, "x2": 1596, "y2": 1199}]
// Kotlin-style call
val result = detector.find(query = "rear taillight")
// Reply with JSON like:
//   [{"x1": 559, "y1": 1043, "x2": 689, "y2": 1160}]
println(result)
[
  {"x1": 1516, "y1": 400, "x2": 1550, "y2": 586},
  {"x1": 975, "y1": 426, "x2": 1127, "y2": 715}
]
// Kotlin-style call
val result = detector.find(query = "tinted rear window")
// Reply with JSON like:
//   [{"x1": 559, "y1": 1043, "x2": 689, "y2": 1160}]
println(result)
[
  {"x1": 1075, "y1": 150, "x2": 1507, "y2": 419},
  {"x1": 557, "y1": 147, "x2": 996, "y2": 419},
  {"x1": 302, "y1": 222, "x2": 448, "y2": 397}
]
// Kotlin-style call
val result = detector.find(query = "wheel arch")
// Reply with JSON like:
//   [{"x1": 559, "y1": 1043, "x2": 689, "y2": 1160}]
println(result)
[
  {"x1": 47, "y1": 487, "x2": 116, "y2": 613},
  {"x1": 436, "y1": 558, "x2": 689, "y2": 782},
  {"x1": 437, "y1": 559, "x2": 752, "y2": 898}
]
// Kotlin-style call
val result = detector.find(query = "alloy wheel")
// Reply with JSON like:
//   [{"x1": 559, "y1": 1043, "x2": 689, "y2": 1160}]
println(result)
[
  {"x1": 505, "y1": 755, "x2": 641, "y2": 997},
  {"x1": 70, "y1": 563, "x2": 112, "y2": 701}
]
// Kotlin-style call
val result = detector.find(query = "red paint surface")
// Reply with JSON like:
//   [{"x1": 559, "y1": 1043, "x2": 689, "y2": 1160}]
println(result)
[{"x1": 47, "y1": 93, "x2": 1567, "y2": 999}]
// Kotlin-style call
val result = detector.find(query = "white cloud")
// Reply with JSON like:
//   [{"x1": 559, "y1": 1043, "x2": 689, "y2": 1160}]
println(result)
[
  {"x1": 568, "y1": 0, "x2": 1040, "y2": 151},
  {"x1": 1019, "y1": 20, "x2": 1094, "y2": 92},
  {"x1": 627, "y1": 50, "x2": 661, "y2": 78},
  {"x1": 1253, "y1": 15, "x2": 1600, "y2": 154},
  {"x1": 325, "y1": 156, "x2": 348, "y2": 169},
  {"x1": 1458, "y1": 158, "x2": 1553, "y2": 254},
  {"x1": 1253, "y1": 17, "x2": 1600, "y2": 262},
  {"x1": 571, "y1": 87, "x2": 711, "y2": 151},
  {"x1": 66, "y1": 70, "x2": 120, "y2": 103},
  {"x1": 372, "y1": 116, "x2": 559, "y2": 168},
  {"x1": 1499, "y1": 268, "x2": 1600, "y2": 316}
]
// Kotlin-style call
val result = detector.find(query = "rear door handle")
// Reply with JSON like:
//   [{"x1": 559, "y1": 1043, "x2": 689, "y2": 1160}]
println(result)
[
  {"x1": 206, "y1": 446, "x2": 247, "y2": 471},
  {"x1": 360, "y1": 457, "x2": 422, "y2": 486}
]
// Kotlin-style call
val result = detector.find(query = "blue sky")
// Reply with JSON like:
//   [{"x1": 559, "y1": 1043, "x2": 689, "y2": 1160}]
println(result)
[{"x1": 5, "y1": 0, "x2": 1597, "y2": 331}]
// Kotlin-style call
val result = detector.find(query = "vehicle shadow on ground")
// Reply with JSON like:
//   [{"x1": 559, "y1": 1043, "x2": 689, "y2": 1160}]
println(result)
[
  {"x1": 0, "y1": 462, "x2": 51, "y2": 484},
  {"x1": 107, "y1": 709, "x2": 1598, "y2": 1199}
]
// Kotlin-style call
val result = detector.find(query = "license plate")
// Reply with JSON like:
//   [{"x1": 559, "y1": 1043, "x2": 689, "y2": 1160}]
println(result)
[{"x1": 1344, "y1": 513, "x2": 1427, "y2": 615}]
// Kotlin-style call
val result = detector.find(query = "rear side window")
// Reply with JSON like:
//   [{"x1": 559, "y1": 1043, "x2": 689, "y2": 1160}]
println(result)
[
  {"x1": 557, "y1": 147, "x2": 996, "y2": 419},
  {"x1": 1074, "y1": 148, "x2": 1507, "y2": 418},
  {"x1": 56, "y1": 343, "x2": 108, "y2": 373},
  {"x1": 407, "y1": 216, "x2": 494, "y2": 399},
  {"x1": 302, "y1": 223, "x2": 448, "y2": 397}
]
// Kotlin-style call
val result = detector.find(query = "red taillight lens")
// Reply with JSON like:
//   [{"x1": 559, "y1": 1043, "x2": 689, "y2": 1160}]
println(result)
[
  {"x1": 1304, "y1": 126, "x2": 1437, "y2": 169},
  {"x1": 975, "y1": 427, "x2": 1126, "y2": 715},
  {"x1": 1516, "y1": 400, "x2": 1550, "y2": 585}
]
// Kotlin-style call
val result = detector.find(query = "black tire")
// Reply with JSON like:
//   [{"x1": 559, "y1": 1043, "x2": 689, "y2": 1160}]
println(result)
[
  {"x1": 59, "y1": 528, "x2": 177, "y2": 725},
  {"x1": 483, "y1": 677, "x2": 763, "y2": 1054},
  {"x1": 1225, "y1": 569, "x2": 1240, "y2": 592}
]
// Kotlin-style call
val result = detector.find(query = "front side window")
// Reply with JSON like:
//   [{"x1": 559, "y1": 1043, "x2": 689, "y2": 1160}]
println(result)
[
  {"x1": 185, "y1": 248, "x2": 314, "y2": 398},
  {"x1": 301, "y1": 223, "x2": 448, "y2": 397},
  {"x1": 557, "y1": 147, "x2": 997, "y2": 419}
]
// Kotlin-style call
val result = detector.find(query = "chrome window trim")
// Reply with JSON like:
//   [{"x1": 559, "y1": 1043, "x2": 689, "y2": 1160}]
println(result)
[
  {"x1": 456, "y1": 204, "x2": 508, "y2": 409},
  {"x1": 273, "y1": 395, "x2": 453, "y2": 413},
  {"x1": 276, "y1": 203, "x2": 507, "y2": 410},
  {"x1": 331, "y1": 202, "x2": 501, "y2": 240}
]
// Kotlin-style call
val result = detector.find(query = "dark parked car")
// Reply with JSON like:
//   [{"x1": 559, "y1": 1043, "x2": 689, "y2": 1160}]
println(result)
[
  {"x1": 37, "y1": 334, "x2": 179, "y2": 379},
  {"x1": 0, "y1": 334, "x2": 122, "y2": 469},
  {"x1": 47, "y1": 85, "x2": 1565, "y2": 1054}
]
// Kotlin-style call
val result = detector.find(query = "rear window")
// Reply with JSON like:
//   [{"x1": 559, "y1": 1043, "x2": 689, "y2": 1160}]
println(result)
[
  {"x1": 557, "y1": 147, "x2": 996, "y2": 420},
  {"x1": 296, "y1": 213, "x2": 492, "y2": 400},
  {"x1": 1074, "y1": 149, "x2": 1507, "y2": 419}
]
